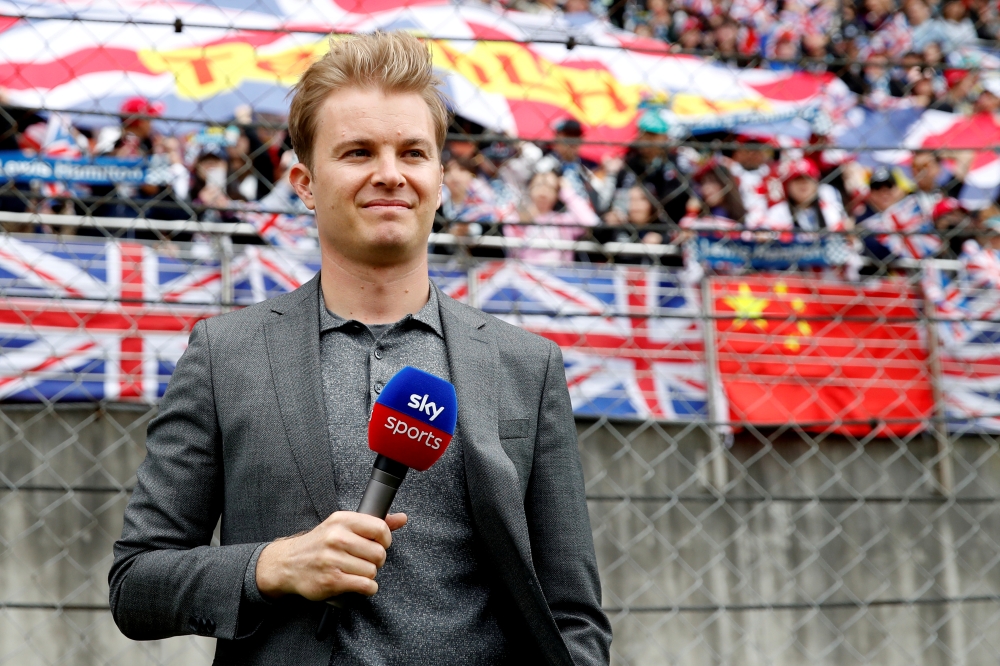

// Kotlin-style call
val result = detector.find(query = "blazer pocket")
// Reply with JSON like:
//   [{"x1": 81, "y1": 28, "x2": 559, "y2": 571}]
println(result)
[{"x1": 499, "y1": 418, "x2": 532, "y2": 496}]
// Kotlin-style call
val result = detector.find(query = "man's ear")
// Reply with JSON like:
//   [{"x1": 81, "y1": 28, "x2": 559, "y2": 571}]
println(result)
[
  {"x1": 435, "y1": 163, "x2": 444, "y2": 209},
  {"x1": 288, "y1": 162, "x2": 316, "y2": 210}
]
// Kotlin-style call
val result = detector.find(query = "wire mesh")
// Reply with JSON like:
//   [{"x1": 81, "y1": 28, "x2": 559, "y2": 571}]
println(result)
[{"x1": 3, "y1": 0, "x2": 1000, "y2": 664}]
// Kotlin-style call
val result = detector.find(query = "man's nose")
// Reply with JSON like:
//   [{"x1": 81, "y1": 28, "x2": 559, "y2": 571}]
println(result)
[{"x1": 371, "y1": 152, "x2": 405, "y2": 188}]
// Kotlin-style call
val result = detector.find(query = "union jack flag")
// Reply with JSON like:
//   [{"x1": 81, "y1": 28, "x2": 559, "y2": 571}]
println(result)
[
  {"x1": 0, "y1": 237, "x2": 219, "y2": 401},
  {"x1": 864, "y1": 194, "x2": 942, "y2": 260},
  {"x1": 474, "y1": 261, "x2": 710, "y2": 419},
  {"x1": 0, "y1": 237, "x2": 711, "y2": 419},
  {"x1": 924, "y1": 242, "x2": 1000, "y2": 432}
]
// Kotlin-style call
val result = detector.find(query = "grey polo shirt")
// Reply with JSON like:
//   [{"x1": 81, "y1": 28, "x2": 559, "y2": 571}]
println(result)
[{"x1": 314, "y1": 282, "x2": 506, "y2": 664}]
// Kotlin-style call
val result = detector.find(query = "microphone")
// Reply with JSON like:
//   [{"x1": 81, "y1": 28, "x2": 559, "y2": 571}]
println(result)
[
  {"x1": 316, "y1": 366, "x2": 457, "y2": 638},
  {"x1": 357, "y1": 365, "x2": 457, "y2": 517}
]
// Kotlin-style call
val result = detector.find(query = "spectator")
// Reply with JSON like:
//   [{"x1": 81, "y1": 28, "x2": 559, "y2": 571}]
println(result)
[
  {"x1": 758, "y1": 159, "x2": 852, "y2": 232},
  {"x1": 723, "y1": 135, "x2": 775, "y2": 225},
  {"x1": 862, "y1": 151, "x2": 970, "y2": 260},
  {"x1": 685, "y1": 161, "x2": 747, "y2": 224},
  {"x1": 764, "y1": 27, "x2": 799, "y2": 71},
  {"x1": 904, "y1": 0, "x2": 941, "y2": 52},
  {"x1": 935, "y1": 68, "x2": 978, "y2": 113},
  {"x1": 857, "y1": 166, "x2": 905, "y2": 262},
  {"x1": 933, "y1": 197, "x2": 975, "y2": 258},
  {"x1": 91, "y1": 96, "x2": 171, "y2": 220},
  {"x1": 0, "y1": 93, "x2": 44, "y2": 219},
  {"x1": 614, "y1": 112, "x2": 690, "y2": 225},
  {"x1": 938, "y1": 0, "x2": 979, "y2": 53},
  {"x1": 190, "y1": 144, "x2": 240, "y2": 223},
  {"x1": 441, "y1": 155, "x2": 514, "y2": 229},
  {"x1": 675, "y1": 17, "x2": 704, "y2": 51},
  {"x1": 536, "y1": 118, "x2": 611, "y2": 212},
  {"x1": 973, "y1": 209, "x2": 1000, "y2": 256},
  {"x1": 857, "y1": 167, "x2": 903, "y2": 224},
  {"x1": 596, "y1": 184, "x2": 667, "y2": 264},
  {"x1": 505, "y1": 171, "x2": 600, "y2": 264}
]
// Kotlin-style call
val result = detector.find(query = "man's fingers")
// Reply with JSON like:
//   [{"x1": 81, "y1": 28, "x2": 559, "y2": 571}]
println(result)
[
  {"x1": 331, "y1": 512, "x2": 393, "y2": 548},
  {"x1": 336, "y1": 575, "x2": 379, "y2": 597},
  {"x1": 385, "y1": 513, "x2": 407, "y2": 531},
  {"x1": 338, "y1": 534, "x2": 388, "y2": 569}
]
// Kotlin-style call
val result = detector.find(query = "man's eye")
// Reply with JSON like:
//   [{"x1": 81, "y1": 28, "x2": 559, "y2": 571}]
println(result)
[
  {"x1": 346, "y1": 149, "x2": 369, "y2": 158},
  {"x1": 405, "y1": 150, "x2": 426, "y2": 158}
]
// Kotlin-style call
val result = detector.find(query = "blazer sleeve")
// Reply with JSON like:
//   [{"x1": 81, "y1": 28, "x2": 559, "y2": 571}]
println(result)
[
  {"x1": 525, "y1": 341, "x2": 613, "y2": 665},
  {"x1": 108, "y1": 319, "x2": 265, "y2": 641}
]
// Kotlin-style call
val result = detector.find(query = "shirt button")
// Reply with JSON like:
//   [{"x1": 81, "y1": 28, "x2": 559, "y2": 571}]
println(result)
[
  {"x1": 374, "y1": 382, "x2": 383, "y2": 394},
  {"x1": 374, "y1": 348, "x2": 383, "y2": 360}
]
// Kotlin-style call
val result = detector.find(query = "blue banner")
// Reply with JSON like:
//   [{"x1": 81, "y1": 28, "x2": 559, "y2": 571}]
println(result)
[
  {"x1": 0, "y1": 151, "x2": 151, "y2": 185},
  {"x1": 691, "y1": 234, "x2": 847, "y2": 271}
]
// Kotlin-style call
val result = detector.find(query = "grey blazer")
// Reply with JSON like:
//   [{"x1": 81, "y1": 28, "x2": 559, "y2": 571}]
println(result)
[{"x1": 109, "y1": 274, "x2": 611, "y2": 665}]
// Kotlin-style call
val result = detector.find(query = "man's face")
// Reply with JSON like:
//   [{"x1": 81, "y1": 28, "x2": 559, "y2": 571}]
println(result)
[
  {"x1": 868, "y1": 184, "x2": 901, "y2": 212},
  {"x1": 553, "y1": 133, "x2": 580, "y2": 162},
  {"x1": 912, "y1": 154, "x2": 940, "y2": 191},
  {"x1": 290, "y1": 88, "x2": 442, "y2": 267}
]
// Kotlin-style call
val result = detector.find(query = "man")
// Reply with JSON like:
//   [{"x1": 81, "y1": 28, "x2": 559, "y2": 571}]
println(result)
[
  {"x1": 109, "y1": 32, "x2": 611, "y2": 665},
  {"x1": 863, "y1": 151, "x2": 969, "y2": 261},
  {"x1": 857, "y1": 167, "x2": 903, "y2": 262},
  {"x1": 537, "y1": 118, "x2": 606, "y2": 212}
]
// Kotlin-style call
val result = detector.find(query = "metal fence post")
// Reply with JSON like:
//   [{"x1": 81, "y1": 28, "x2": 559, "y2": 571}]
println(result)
[
  {"x1": 920, "y1": 264, "x2": 966, "y2": 666},
  {"x1": 217, "y1": 234, "x2": 234, "y2": 311},
  {"x1": 701, "y1": 274, "x2": 729, "y2": 491}
]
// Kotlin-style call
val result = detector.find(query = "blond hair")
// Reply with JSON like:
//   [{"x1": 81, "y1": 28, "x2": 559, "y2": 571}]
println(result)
[{"x1": 288, "y1": 31, "x2": 450, "y2": 171}]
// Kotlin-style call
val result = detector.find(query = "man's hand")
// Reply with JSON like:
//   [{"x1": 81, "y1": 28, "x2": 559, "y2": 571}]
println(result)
[{"x1": 255, "y1": 511, "x2": 407, "y2": 601}]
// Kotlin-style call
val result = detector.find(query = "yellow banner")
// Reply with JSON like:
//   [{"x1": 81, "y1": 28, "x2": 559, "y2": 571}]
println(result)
[{"x1": 138, "y1": 36, "x2": 770, "y2": 126}]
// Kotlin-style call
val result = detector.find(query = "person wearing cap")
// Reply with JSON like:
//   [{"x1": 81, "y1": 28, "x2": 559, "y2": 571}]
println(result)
[
  {"x1": 857, "y1": 167, "x2": 903, "y2": 224},
  {"x1": 537, "y1": 118, "x2": 607, "y2": 213},
  {"x1": 860, "y1": 153, "x2": 969, "y2": 262},
  {"x1": 612, "y1": 111, "x2": 690, "y2": 226},
  {"x1": 191, "y1": 143, "x2": 241, "y2": 223},
  {"x1": 933, "y1": 196, "x2": 974, "y2": 258},
  {"x1": 759, "y1": 159, "x2": 852, "y2": 233},
  {"x1": 865, "y1": 150, "x2": 972, "y2": 259},
  {"x1": 91, "y1": 97, "x2": 178, "y2": 221},
  {"x1": 856, "y1": 167, "x2": 905, "y2": 262}
]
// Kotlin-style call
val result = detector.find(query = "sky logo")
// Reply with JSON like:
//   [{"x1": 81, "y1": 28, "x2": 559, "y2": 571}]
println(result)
[
  {"x1": 369, "y1": 366, "x2": 458, "y2": 472},
  {"x1": 407, "y1": 393, "x2": 445, "y2": 422}
]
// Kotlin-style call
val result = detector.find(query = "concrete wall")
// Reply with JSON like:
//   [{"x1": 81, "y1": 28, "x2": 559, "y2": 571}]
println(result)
[{"x1": 1, "y1": 405, "x2": 998, "y2": 665}]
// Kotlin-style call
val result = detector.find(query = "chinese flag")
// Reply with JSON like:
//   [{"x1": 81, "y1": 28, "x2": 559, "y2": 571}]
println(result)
[{"x1": 712, "y1": 276, "x2": 933, "y2": 436}]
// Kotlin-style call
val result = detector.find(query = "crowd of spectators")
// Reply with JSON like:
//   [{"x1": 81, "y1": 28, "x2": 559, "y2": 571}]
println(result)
[{"x1": 5, "y1": 0, "x2": 1000, "y2": 275}]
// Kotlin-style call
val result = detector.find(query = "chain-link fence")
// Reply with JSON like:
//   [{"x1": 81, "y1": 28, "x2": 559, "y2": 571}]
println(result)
[{"x1": 3, "y1": 0, "x2": 1000, "y2": 663}]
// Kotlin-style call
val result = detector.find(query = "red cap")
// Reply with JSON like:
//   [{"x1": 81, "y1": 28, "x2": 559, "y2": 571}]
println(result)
[
  {"x1": 681, "y1": 16, "x2": 702, "y2": 33},
  {"x1": 933, "y1": 197, "x2": 965, "y2": 220},
  {"x1": 119, "y1": 97, "x2": 165, "y2": 118},
  {"x1": 943, "y1": 69, "x2": 971, "y2": 88},
  {"x1": 779, "y1": 158, "x2": 820, "y2": 183}
]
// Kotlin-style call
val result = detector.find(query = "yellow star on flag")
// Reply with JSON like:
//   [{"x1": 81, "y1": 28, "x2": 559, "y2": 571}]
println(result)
[{"x1": 723, "y1": 283, "x2": 769, "y2": 330}]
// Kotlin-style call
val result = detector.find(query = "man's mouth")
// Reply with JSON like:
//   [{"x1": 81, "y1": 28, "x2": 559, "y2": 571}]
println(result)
[{"x1": 363, "y1": 199, "x2": 412, "y2": 209}]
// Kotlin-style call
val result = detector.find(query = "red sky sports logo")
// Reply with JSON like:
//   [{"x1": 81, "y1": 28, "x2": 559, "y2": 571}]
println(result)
[{"x1": 369, "y1": 402, "x2": 453, "y2": 471}]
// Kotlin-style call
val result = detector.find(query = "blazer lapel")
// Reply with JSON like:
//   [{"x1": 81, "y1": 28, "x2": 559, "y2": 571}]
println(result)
[
  {"x1": 439, "y1": 294, "x2": 574, "y2": 666},
  {"x1": 264, "y1": 274, "x2": 339, "y2": 522}
]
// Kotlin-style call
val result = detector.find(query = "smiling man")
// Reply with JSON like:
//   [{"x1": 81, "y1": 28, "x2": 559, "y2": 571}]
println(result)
[{"x1": 109, "y1": 32, "x2": 611, "y2": 665}]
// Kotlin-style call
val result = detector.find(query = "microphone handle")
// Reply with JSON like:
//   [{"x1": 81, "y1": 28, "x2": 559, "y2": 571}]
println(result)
[
  {"x1": 316, "y1": 455, "x2": 408, "y2": 639},
  {"x1": 356, "y1": 455, "x2": 408, "y2": 518}
]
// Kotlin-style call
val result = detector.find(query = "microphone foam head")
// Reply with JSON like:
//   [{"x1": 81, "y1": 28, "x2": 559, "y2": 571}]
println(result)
[{"x1": 368, "y1": 366, "x2": 458, "y2": 471}]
